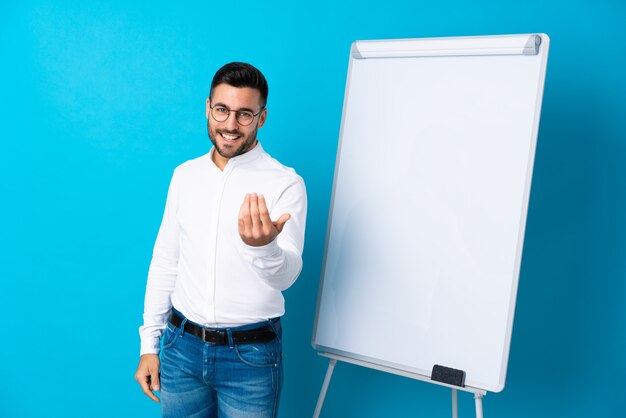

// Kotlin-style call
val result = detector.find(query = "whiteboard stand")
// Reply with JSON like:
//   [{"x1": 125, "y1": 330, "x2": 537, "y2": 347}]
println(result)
[
  {"x1": 474, "y1": 393, "x2": 484, "y2": 418},
  {"x1": 452, "y1": 389, "x2": 458, "y2": 418},
  {"x1": 312, "y1": 33, "x2": 549, "y2": 417},
  {"x1": 313, "y1": 353, "x2": 487, "y2": 418},
  {"x1": 313, "y1": 357, "x2": 337, "y2": 418}
]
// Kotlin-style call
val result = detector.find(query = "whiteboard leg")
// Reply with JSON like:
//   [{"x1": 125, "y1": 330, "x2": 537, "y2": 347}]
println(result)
[
  {"x1": 452, "y1": 389, "x2": 458, "y2": 418},
  {"x1": 313, "y1": 359, "x2": 337, "y2": 418},
  {"x1": 452, "y1": 389, "x2": 459, "y2": 418},
  {"x1": 474, "y1": 393, "x2": 484, "y2": 418}
]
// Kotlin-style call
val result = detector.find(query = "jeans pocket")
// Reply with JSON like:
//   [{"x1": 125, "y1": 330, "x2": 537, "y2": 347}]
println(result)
[
  {"x1": 161, "y1": 323, "x2": 179, "y2": 350},
  {"x1": 234, "y1": 339, "x2": 280, "y2": 368}
]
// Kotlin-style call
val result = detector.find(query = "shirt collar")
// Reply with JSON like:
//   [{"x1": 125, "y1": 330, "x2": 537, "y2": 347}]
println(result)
[{"x1": 208, "y1": 141, "x2": 264, "y2": 170}]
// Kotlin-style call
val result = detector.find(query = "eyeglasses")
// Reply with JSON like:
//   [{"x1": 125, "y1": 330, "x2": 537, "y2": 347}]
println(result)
[{"x1": 209, "y1": 103, "x2": 264, "y2": 126}]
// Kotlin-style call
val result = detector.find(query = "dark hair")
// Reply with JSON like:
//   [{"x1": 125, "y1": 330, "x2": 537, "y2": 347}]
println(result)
[{"x1": 210, "y1": 62, "x2": 268, "y2": 107}]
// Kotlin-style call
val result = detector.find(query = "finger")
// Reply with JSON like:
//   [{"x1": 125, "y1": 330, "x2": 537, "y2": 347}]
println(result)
[
  {"x1": 150, "y1": 367, "x2": 160, "y2": 392},
  {"x1": 238, "y1": 196, "x2": 247, "y2": 234},
  {"x1": 137, "y1": 371, "x2": 160, "y2": 402},
  {"x1": 249, "y1": 193, "x2": 262, "y2": 232},
  {"x1": 257, "y1": 195, "x2": 273, "y2": 232},
  {"x1": 273, "y1": 213, "x2": 291, "y2": 234},
  {"x1": 239, "y1": 194, "x2": 252, "y2": 233},
  {"x1": 238, "y1": 217, "x2": 245, "y2": 235}
]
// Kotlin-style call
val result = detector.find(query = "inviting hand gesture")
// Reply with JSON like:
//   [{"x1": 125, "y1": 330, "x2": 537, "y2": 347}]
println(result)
[{"x1": 238, "y1": 193, "x2": 291, "y2": 247}]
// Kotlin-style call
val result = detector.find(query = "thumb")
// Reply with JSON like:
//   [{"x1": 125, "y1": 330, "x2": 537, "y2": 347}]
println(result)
[{"x1": 274, "y1": 213, "x2": 291, "y2": 234}]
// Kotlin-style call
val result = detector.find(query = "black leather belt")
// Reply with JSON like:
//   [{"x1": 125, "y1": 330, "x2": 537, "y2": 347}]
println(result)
[{"x1": 168, "y1": 310, "x2": 278, "y2": 345}]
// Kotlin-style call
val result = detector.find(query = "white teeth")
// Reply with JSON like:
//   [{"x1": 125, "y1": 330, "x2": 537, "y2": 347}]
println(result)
[{"x1": 221, "y1": 133, "x2": 239, "y2": 140}]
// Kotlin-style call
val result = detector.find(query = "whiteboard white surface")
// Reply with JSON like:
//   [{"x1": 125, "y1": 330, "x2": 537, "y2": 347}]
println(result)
[{"x1": 312, "y1": 34, "x2": 549, "y2": 393}]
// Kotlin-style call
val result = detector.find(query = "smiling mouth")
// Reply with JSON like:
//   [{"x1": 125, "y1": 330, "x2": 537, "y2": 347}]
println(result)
[{"x1": 219, "y1": 131, "x2": 241, "y2": 142}]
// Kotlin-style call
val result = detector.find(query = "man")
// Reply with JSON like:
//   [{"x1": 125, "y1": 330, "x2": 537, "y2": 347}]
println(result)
[{"x1": 135, "y1": 62, "x2": 307, "y2": 418}]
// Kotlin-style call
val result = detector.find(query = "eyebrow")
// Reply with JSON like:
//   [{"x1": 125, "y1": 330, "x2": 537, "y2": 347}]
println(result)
[{"x1": 212, "y1": 102, "x2": 257, "y2": 113}]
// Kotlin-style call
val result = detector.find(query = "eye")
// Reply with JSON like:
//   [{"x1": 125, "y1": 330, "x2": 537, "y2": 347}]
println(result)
[
  {"x1": 214, "y1": 106, "x2": 229, "y2": 114},
  {"x1": 238, "y1": 111, "x2": 253, "y2": 120}
]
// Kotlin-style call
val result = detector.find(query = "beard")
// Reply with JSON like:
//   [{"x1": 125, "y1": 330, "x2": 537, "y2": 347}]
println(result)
[{"x1": 207, "y1": 120, "x2": 258, "y2": 159}]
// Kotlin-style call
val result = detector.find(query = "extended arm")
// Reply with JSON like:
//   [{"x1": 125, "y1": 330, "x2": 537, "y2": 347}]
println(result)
[{"x1": 135, "y1": 170, "x2": 180, "y2": 402}]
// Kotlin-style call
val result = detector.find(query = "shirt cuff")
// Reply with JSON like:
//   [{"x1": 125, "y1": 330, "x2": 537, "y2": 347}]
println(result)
[
  {"x1": 140, "y1": 339, "x2": 161, "y2": 356},
  {"x1": 242, "y1": 238, "x2": 282, "y2": 258}
]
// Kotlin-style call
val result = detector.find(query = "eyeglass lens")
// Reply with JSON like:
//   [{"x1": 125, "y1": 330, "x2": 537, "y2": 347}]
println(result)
[{"x1": 211, "y1": 106, "x2": 256, "y2": 126}]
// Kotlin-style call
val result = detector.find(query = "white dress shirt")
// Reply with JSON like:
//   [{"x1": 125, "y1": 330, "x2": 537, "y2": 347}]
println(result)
[{"x1": 139, "y1": 143, "x2": 307, "y2": 355}]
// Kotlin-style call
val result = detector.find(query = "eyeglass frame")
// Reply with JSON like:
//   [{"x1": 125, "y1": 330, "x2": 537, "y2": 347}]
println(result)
[{"x1": 208, "y1": 101, "x2": 266, "y2": 126}]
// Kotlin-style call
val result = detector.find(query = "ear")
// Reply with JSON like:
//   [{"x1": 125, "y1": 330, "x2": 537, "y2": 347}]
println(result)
[
  {"x1": 206, "y1": 98, "x2": 211, "y2": 119},
  {"x1": 257, "y1": 108, "x2": 268, "y2": 128}
]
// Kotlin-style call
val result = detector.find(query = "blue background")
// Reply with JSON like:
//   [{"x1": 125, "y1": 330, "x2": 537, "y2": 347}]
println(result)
[{"x1": 1, "y1": 1, "x2": 625, "y2": 417}]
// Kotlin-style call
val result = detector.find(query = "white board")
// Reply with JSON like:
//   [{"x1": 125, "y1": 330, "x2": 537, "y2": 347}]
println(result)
[{"x1": 312, "y1": 34, "x2": 550, "y2": 393}]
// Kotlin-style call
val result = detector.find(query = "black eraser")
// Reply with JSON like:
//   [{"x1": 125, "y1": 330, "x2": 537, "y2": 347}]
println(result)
[{"x1": 431, "y1": 364, "x2": 466, "y2": 387}]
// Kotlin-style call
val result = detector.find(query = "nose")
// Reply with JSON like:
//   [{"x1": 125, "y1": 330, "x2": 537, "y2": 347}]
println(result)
[{"x1": 225, "y1": 110, "x2": 240, "y2": 130}]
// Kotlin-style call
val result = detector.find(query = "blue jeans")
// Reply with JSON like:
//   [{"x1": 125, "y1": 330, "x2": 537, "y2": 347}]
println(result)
[{"x1": 159, "y1": 311, "x2": 283, "y2": 418}]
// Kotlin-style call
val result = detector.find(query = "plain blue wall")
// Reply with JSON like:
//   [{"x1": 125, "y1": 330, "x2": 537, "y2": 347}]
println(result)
[{"x1": 1, "y1": 1, "x2": 625, "y2": 417}]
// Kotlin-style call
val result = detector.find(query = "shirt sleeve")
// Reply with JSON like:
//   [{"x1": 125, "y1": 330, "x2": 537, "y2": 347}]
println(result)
[
  {"x1": 138, "y1": 169, "x2": 180, "y2": 355},
  {"x1": 242, "y1": 175, "x2": 307, "y2": 291}
]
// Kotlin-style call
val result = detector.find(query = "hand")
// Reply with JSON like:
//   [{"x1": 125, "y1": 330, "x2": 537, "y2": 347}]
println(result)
[
  {"x1": 238, "y1": 193, "x2": 291, "y2": 247},
  {"x1": 134, "y1": 354, "x2": 161, "y2": 402}
]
